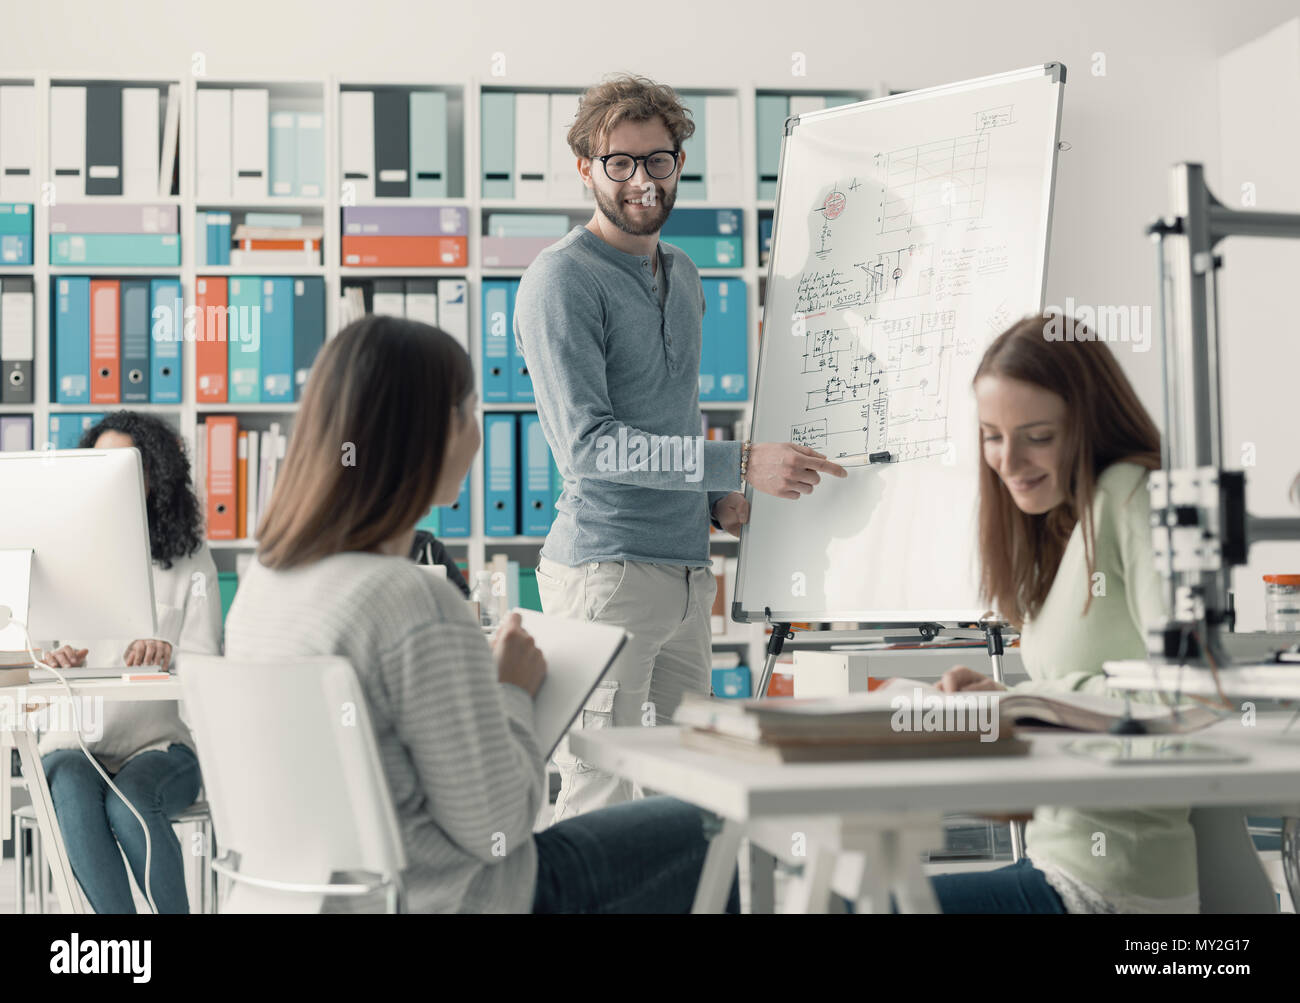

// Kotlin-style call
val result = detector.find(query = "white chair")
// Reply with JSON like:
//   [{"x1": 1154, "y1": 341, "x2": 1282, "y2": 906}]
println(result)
[
  {"x1": 11, "y1": 798, "x2": 217, "y2": 914},
  {"x1": 179, "y1": 654, "x2": 407, "y2": 913}
]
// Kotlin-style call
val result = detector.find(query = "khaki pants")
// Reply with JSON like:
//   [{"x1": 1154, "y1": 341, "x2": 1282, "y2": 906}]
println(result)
[{"x1": 536, "y1": 556, "x2": 716, "y2": 823}]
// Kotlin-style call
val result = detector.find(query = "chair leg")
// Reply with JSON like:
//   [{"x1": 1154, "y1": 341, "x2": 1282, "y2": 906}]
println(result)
[
  {"x1": 32, "y1": 822, "x2": 46, "y2": 914},
  {"x1": 14, "y1": 823, "x2": 26, "y2": 914}
]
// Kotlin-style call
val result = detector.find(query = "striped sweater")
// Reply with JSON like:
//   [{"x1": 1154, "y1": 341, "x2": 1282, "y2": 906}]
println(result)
[{"x1": 223, "y1": 551, "x2": 545, "y2": 913}]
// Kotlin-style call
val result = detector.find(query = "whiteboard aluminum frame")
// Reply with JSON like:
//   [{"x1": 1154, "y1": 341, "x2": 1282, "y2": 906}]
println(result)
[{"x1": 734, "y1": 63, "x2": 1067, "y2": 627}]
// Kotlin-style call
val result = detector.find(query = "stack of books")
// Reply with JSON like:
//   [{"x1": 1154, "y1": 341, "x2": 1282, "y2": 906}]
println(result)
[
  {"x1": 676, "y1": 680, "x2": 1223, "y2": 764},
  {"x1": 675, "y1": 687, "x2": 1029, "y2": 763}
]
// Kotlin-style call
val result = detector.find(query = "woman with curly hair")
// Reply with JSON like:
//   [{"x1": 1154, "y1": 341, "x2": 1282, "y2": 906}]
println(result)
[{"x1": 38, "y1": 410, "x2": 222, "y2": 913}]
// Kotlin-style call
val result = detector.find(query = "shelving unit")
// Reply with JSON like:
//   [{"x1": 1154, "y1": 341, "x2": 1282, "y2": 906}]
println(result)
[{"x1": 7, "y1": 70, "x2": 877, "y2": 685}]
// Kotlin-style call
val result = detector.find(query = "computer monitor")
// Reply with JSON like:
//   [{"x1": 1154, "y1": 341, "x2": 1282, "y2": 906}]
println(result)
[{"x1": 0, "y1": 448, "x2": 156, "y2": 653}]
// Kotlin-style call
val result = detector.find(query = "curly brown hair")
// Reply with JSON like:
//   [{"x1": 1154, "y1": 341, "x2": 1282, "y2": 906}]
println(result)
[{"x1": 566, "y1": 73, "x2": 696, "y2": 159}]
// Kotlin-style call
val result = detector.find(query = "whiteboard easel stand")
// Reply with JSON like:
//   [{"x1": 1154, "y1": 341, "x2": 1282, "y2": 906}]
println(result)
[{"x1": 752, "y1": 609, "x2": 793, "y2": 699}]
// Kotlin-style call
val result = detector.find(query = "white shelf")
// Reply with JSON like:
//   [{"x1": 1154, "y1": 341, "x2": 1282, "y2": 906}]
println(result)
[
  {"x1": 196, "y1": 403, "x2": 299, "y2": 413},
  {"x1": 14, "y1": 72, "x2": 850, "y2": 674}
]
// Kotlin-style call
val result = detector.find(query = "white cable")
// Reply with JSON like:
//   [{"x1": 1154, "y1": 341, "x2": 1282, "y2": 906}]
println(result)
[{"x1": 4, "y1": 611, "x2": 158, "y2": 915}]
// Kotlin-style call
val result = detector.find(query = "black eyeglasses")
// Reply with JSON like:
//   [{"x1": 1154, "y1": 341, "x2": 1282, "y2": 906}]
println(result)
[{"x1": 593, "y1": 150, "x2": 680, "y2": 183}]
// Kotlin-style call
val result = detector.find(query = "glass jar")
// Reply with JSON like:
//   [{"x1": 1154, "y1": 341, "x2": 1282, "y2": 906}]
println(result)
[{"x1": 1263, "y1": 574, "x2": 1300, "y2": 633}]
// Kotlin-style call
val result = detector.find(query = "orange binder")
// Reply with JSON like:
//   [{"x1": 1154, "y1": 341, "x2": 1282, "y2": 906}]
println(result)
[
  {"x1": 195, "y1": 276, "x2": 228, "y2": 403},
  {"x1": 340, "y1": 235, "x2": 467, "y2": 268},
  {"x1": 206, "y1": 416, "x2": 238, "y2": 540},
  {"x1": 236, "y1": 429, "x2": 248, "y2": 539},
  {"x1": 239, "y1": 238, "x2": 322, "y2": 251},
  {"x1": 89, "y1": 279, "x2": 120, "y2": 404}
]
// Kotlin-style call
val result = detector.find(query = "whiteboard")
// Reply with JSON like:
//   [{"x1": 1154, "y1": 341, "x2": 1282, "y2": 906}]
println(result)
[{"x1": 734, "y1": 64, "x2": 1065, "y2": 625}]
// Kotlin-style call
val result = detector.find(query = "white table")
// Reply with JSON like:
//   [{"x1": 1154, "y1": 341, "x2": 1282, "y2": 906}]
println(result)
[
  {"x1": 1, "y1": 677, "x2": 183, "y2": 914},
  {"x1": 1105, "y1": 658, "x2": 1300, "y2": 701},
  {"x1": 572, "y1": 715, "x2": 1300, "y2": 913}
]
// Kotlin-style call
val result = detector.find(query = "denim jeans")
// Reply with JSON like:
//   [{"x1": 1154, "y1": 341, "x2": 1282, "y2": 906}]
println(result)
[
  {"x1": 41, "y1": 743, "x2": 201, "y2": 914},
  {"x1": 532, "y1": 795, "x2": 740, "y2": 913},
  {"x1": 927, "y1": 857, "x2": 1068, "y2": 913}
]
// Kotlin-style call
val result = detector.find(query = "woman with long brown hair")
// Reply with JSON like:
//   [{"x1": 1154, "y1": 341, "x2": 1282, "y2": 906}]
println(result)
[
  {"x1": 223, "y1": 314, "x2": 738, "y2": 913},
  {"x1": 929, "y1": 313, "x2": 1195, "y2": 913}
]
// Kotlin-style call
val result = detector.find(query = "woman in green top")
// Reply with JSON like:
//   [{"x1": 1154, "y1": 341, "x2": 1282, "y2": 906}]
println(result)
[{"x1": 930, "y1": 313, "x2": 1196, "y2": 914}]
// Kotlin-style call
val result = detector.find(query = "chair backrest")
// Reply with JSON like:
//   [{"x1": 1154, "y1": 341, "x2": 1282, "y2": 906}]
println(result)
[{"x1": 179, "y1": 653, "x2": 406, "y2": 912}]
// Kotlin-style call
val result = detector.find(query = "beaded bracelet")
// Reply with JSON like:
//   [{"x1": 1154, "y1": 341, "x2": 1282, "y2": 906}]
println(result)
[{"x1": 740, "y1": 440, "x2": 753, "y2": 480}]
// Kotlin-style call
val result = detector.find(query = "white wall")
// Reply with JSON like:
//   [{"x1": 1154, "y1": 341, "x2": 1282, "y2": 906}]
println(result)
[
  {"x1": 5, "y1": 0, "x2": 1294, "y2": 408},
  {"x1": 1218, "y1": 17, "x2": 1300, "y2": 630}
]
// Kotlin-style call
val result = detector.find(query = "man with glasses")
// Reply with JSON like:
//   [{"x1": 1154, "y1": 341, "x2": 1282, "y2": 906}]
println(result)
[{"x1": 515, "y1": 74, "x2": 846, "y2": 821}]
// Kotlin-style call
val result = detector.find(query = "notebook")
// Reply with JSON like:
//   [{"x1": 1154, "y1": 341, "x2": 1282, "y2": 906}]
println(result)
[{"x1": 513, "y1": 609, "x2": 628, "y2": 759}]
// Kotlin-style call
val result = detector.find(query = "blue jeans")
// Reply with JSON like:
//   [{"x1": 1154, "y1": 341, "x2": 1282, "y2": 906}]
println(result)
[
  {"x1": 928, "y1": 857, "x2": 1068, "y2": 913},
  {"x1": 41, "y1": 744, "x2": 201, "y2": 914},
  {"x1": 532, "y1": 795, "x2": 741, "y2": 913}
]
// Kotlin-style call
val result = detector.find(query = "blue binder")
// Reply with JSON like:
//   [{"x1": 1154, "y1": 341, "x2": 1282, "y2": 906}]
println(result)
[
  {"x1": 1, "y1": 234, "x2": 31, "y2": 265},
  {"x1": 481, "y1": 280, "x2": 511, "y2": 403},
  {"x1": 704, "y1": 278, "x2": 748, "y2": 401},
  {"x1": 480, "y1": 91, "x2": 514, "y2": 198},
  {"x1": 410, "y1": 90, "x2": 448, "y2": 198},
  {"x1": 149, "y1": 278, "x2": 182, "y2": 403},
  {"x1": 519, "y1": 412, "x2": 553, "y2": 536},
  {"x1": 440, "y1": 475, "x2": 471, "y2": 537},
  {"x1": 292, "y1": 276, "x2": 324, "y2": 401},
  {"x1": 507, "y1": 279, "x2": 532, "y2": 402},
  {"x1": 660, "y1": 208, "x2": 742, "y2": 237},
  {"x1": 119, "y1": 279, "x2": 151, "y2": 403},
  {"x1": 416, "y1": 504, "x2": 441, "y2": 533},
  {"x1": 47, "y1": 412, "x2": 103, "y2": 450},
  {"x1": 261, "y1": 277, "x2": 294, "y2": 403},
  {"x1": 227, "y1": 276, "x2": 262, "y2": 403},
  {"x1": 483, "y1": 413, "x2": 517, "y2": 536},
  {"x1": 54, "y1": 276, "x2": 90, "y2": 404}
]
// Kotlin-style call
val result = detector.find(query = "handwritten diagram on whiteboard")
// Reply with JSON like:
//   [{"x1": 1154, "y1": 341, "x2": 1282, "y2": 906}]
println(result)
[
  {"x1": 788, "y1": 114, "x2": 1019, "y2": 466},
  {"x1": 735, "y1": 66, "x2": 1063, "y2": 623}
]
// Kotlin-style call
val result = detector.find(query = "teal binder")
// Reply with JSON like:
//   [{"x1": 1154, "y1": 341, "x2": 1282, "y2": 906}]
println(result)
[
  {"x1": 410, "y1": 90, "x2": 448, "y2": 198},
  {"x1": 149, "y1": 277, "x2": 182, "y2": 403},
  {"x1": 666, "y1": 235, "x2": 742, "y2": 268},
  {"x1": 481, "y1": 91, "x2": 515, "y2": 199},
  {"x1": 50, "y1": 234, "x2": 180, "y2": 267},
  {"x1": 227, "y1": 276, "x2": 263, "y2": 403},
  {"x1": 260, "y1": 277, "x2": 294, "y2": 403}
]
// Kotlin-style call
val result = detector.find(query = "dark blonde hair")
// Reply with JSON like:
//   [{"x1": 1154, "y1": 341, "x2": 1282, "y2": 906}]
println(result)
[
  {"x1": 256, "y1": 315, "x2": 473, "y2": 569},
  {"x1": 566, "y1": 73, "x2": 696, "y2": 159},
  {"x1": 974, "y1": 314, "x2": 1161, "y2": 627}
]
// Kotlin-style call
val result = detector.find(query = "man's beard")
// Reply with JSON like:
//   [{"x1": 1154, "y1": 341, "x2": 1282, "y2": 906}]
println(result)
[{"x1": 593, "y1": 182, "x2": 676, "y2": 236}]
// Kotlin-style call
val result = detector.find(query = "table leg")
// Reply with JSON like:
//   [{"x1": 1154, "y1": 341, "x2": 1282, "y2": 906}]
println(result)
[
  {"x1": 851, "y1": 832, "x2": 891, "y2": 913},
  {"x1": 783, "y1": 846, "x2": 835, "y2": 914},
  {"x1": 691, "y1": 817, "x2": 743, "y2": 914},
  {"x1": 12, "y1": 727, "x2": 84, "y2": 914},
  {"x1": 1283, "y1": 817, "x2": 1299, "y2": 914},
  {"x1": 892, "y1": 827, "x2": 941, "y2": 914},
  {"x1": 1, "y1": 730, "x2": 11, "y2": 845},
  {"x1": 747, "y1": 842, "x2": 776, "y2": 913}
]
